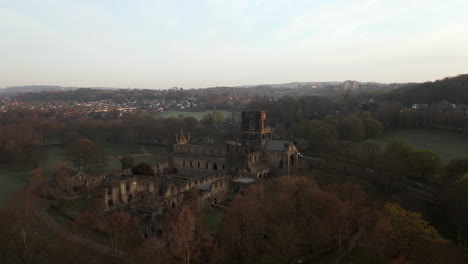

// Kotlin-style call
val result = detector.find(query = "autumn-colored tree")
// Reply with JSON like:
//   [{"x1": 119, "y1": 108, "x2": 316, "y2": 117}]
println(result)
[
  {"x1": 54, "y1": 162, "x2": 73, "y2": 193},
  {"x1": 383, "y1": 203, "x2": 441, "y2": 251},
  {"x1": 101, "y1": 211, "x2": 134, "y2": 257},
  {"x1": 322, "y1": 200, "x2": 357, "y2": 259},
  {"x1": 218, "y1": 177, "x2": 366, "y2": 263},
  {"x1": 5, "y1": 199, "x2": 47, "y2": 264},
  {"x1": 141, "y1": 204, "x2": 212, "y2": 264},
  {"x1": 69, "y1": 138, "x2": 105, "y2": 172},
  {"x1": 164, "y1": 205, "x2": 212, "y2": 264}
]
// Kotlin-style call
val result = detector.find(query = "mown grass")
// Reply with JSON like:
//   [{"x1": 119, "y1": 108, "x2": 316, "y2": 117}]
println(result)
[{"x1": 376, "y1": 128, "x2": 468, "y2": 163}]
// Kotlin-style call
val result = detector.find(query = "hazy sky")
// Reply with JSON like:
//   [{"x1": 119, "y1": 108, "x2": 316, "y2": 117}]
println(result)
[{"x1": 1, "y1": 0, "x2": 468, "y2": 89}]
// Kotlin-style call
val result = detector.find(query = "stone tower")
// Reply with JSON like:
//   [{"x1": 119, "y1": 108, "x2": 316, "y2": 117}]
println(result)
[{"x1": 241, "y1": 111, "x2": 272, "y2": 147}]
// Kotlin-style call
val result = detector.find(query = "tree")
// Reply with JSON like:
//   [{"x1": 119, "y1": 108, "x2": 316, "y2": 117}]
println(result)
[
  {"x1": 436, "y1": 175, "x2": 468, "y2": 247},
  {"x1": 337, "y1": 116, "x2": 364, "y2": 142},
  {"x1": 54, "y1": 162, "x2": 73, "y2": 193},
  {"x1": 362, "y1": 117, "x2": 384, "y2": 139},
  {"x1": 163, "y1": 205, "x2": 211, "y2": 264},
  {"x1": 120, "y1": 155, "x2": 134, "y2": 169},
  {"x1": 409, "y1": 150, "x2": 442, "y2": 180},
  {"x1": 213, "y1": 111, "x2": 224, "y2": 129},
  {"x1": 101, "y1": 211, "x2": 134, "y2": 257},
  {"x1": 309, "y1": 124, "x2": 339, "y2": 154},
  {"x1": 1, "y1": 199, "x2": 48, "y2": 264},
  {"x1": 443, "y1": 158, "x2": 468, "y2": 181},
  {"x1": 217, "y1": 177, "x2": 367, "y2": 263},
  {"x1": 131, "y1": 162, "x2": 154, "y2": 176},
  {"x1": 322, "y1": 201, "x2": 356, "y2": 259},
  {"x1": 384, "y1": 138, "x2": 414, "y2": 174},
  {"x1": 399, "y1": 108, "x2": 421, "y2": 128},
  {"x1": 69, "y1": 138, "x2": 105, "y2": 172},
  {"x1": 183, "y1": 117, "x2": 198, "y2": 131},
  {"x1": 383, "y1": 203, "x2": 441, "y2": 251},
  {"x1": 359, "y1": 140, "x2": 381, "y2": 168},
  {"x1": 374, "y1": 153, "x2": 405, "y2": 192}
]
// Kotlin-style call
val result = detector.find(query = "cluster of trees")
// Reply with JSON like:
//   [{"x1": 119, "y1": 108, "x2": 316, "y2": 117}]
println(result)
[
  {"x1": 1, "y1": 172, "x2": 468, "y2": 264},
  {"x1": 388, "y1": 74, "x2": 468, "y2": 105},
  {"x1": 370, "y1": 104, "x2": 468, "y2": 130},
  {"x1": 289, "y1": 113, "x2": 384, "y2": 156},
  {"x1": 214, "y1": 176, "x2": 468, "y2": 263},
  {"x1": 360, "y1": 138, "x2": 443, "y2": 182},
  {"x1": 0, "y1": 109, "x2": 64, "y2": 164},
  {"x1": 248, "y1": 96, "x2": 338, "y2": 127},
  {"x1": 0, "y1": 107, "x2": 234, "y2": 167}
]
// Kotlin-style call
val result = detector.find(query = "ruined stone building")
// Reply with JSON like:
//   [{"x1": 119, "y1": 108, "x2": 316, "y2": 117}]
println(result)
[
  {"x1": 171, "y1": 110, "x2": 299, "y2": 180},
  {"x1": 74, "y1": 110, "x2": 298, "y2": 238}
]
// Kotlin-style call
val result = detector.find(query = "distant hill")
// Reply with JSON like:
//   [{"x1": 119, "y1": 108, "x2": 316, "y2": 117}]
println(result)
[
  {"x1": 388, "y1": 74, "x2": 468, "y2": 104},
  {"x1": 0, "y1": 85, "x2": 119, "y2": 95},
  {"x1": 236, "y1": 81, "x2": 341, "y2": 89}
]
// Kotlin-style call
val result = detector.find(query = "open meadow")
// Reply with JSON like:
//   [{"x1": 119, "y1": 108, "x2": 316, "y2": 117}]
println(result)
[{"x1": 376, "y1": 128, "x2": 468, "y2": 163}]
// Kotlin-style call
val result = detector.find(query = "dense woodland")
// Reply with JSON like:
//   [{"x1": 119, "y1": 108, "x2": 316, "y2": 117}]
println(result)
[{"x1": 1, "y1": 77, "x2": 468, "y2": 263}]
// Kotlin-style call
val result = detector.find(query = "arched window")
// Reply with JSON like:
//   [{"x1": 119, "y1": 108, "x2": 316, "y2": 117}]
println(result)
[
  {"x1": 183, "y1": 160, "x2": 186, "y2": 167},
  {"x1": 213, "y1": 163, "x2": 218, "y2": 170},
  {"x1": 290, "y1": 155, "x2": 295, "y2": 166}
]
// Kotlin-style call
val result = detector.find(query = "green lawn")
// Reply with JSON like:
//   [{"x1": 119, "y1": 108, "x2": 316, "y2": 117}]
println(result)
[
  {"x1": 0, "y1": 171, "x2": 28, "y2": 207},
  {"x1": 154, "y1": 110, "x2": 235, "y2": 120},
  {"x1": 201, "y1": 208, "x2": 225, "y2": 231},
  {"x1": 376, "y1": 128, "x2": 468, "y2": 163}
]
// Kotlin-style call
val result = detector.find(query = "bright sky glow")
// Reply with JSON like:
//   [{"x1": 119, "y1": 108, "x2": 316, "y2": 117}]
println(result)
[{"x1": 1, "y1": 0, "x2": 468, "y2": 88}]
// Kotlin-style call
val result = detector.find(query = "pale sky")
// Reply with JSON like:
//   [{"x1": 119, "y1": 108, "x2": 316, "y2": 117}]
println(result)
[{"x1": 1, "y1": 0, "x2": 468, "y2": 89}]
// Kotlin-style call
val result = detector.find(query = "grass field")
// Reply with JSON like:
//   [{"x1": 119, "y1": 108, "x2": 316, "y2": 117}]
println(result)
[
  {"x1": 154, "y1": 110, "x2": 234, "y2": 120},
  {"x1": 376, "y1": 128, "x2": 468, "y2": 163},
  {"x1": 0, "y1": 172, "x2": 28, "y2": 207}
]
